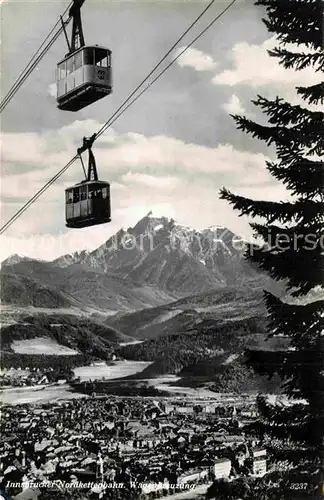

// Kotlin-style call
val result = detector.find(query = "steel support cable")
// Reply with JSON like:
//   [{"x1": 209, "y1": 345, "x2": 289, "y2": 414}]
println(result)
[
  {"x1": 95, "y1": 0, "x2": 238, "y2": 140},
  {"x1": 0, "y1": 2, "x2": 73, "y2": 113},
  {"x1": 0, "y1": 0, "x2": 237, "y2": 234},
  {"x1": 0, "y1": 157, "x2": 79, "y2": 235},
  {"x1": 0, "y1": 26, "x2": 65, "y2": 113},
  {"x1": 95, "y1": 0, "x2": 216, "y2": 139}
]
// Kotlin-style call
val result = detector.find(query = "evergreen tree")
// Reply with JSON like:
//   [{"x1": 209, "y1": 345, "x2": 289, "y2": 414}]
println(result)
[{"x1": 215, "y1": 0, "x2": 323, "y2": 498}]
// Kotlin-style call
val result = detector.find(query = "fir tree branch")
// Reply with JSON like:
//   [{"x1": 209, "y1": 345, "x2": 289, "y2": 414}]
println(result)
[
  {"x1": 220, "y1": 188, "x2": 324, "y2": 225},
  {"x1": 249, "y1": 222, "x2": 323, "y2": 251},
  {"x1": 297, "y1": 82, "x2": 324, "y2": 104},
  {"x1": 246, "y1": 244, "x2": 323, "y2": 293},
  {"x1": 246, "y1": 346, "x2": 324, "y2": 406},
  {"x1": 255, "y1": 0, "x2": 323, "y2": 50},
  {"x1": 266, "y1": 158, "x2": 324, "y2": 198},
  {"x1": 263, "y1": 290, "x2": 324, "y2": 345},
  {"x1": 232, "y1": 115, "x2": 324, "y2": 154},
  {"x1": 268, "y1": 47, "x2": 324, "y2": 72},
  {"x1": 251, "y1": 95, "x2": 324, "y2": 127}
]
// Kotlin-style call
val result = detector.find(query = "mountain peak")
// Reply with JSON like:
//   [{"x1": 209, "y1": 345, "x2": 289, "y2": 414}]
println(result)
[
  {"x1": 207, "y1": 224, "x2": 226, "y2": 231},
  {"x1": 51, "y1": 249, "x2": 90, "y2": 268},
  {"x1": 2, "y1": 212, "x2": 263, "y2": 309},
  {"x1": 140, "y1": 213, "x2": 228, "y2": 235},
  {"x1": 1, "y1": 254, "x2": 36, "y2": 267}
]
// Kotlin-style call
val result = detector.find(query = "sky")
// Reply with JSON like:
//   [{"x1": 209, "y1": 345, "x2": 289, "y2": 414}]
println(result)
[{"x1": 0, "y1": 0, "x2": 321, "y2": 261}]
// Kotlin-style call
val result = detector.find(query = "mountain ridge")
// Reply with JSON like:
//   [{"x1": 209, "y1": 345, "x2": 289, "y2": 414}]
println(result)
[
  {"x1": 0, "y1": 214, "x2": 288, "y2": 393},
  {"x1": 1, "y1": 214, "x2": 266, "y2": 311},
  {"x1": 53, "y1": 214, "x2": 262, "y2": 294}
]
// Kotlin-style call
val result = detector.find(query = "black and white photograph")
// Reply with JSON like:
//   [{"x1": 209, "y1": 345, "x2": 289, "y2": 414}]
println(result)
[{"x1": 0, "y1": 0, "x2": 323, "y2": 498}]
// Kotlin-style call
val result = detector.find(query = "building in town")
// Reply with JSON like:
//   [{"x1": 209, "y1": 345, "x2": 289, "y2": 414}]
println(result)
[
  {"x1": 252, "y1": 448, "x2": 267, "y2": 477},
  {"x1": 213, "y1": 458, "x2": 231, "y2": 479}
]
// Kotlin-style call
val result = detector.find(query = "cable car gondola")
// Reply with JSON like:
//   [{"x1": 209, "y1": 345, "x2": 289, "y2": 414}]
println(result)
[
  {"x1": 57, "y1": 0, "x2": 112, "y2": 112},
  {"x1": 65, "y1": 135, "x2": 111, "y2": 228}
]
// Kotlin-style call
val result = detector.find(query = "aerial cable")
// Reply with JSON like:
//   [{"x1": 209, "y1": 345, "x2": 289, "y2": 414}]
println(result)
[
  {"x1": 0, "y1": 0, "x2": 237, "y2": 235},
  {"x1": 95, "y1": 0, "x2": 216, "y2": 139},
  {"x1": 0, "y1": 26, "x2": 65, "y2": 113},
  {"x1": 0, "y1": 2, "x2": 73, "y2": 113},
  {"x1": 0, "y1": 157, "x2": 78, "y2": 235},
  {"x1": 96, "y1": 0, "x2": 238, "y2": 140}
]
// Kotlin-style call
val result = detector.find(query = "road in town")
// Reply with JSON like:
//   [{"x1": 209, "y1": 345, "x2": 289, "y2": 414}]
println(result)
[{"x1": 163, "y1": 484, "x2": 211, "y2": 499}]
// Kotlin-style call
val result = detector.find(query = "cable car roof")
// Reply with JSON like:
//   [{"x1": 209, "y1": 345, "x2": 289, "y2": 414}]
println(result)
[
  {"x1": 58, "y1": 45, "x2": 112, "y2": 64},
  {"x1": 65, "y1": 180, "x2": 110, "y2": 191}
]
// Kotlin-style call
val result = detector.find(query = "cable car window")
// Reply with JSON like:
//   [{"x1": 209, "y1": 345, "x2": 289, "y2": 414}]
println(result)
[
  {"x1": 73, "y1": 188, "x2": 80, "y2": 203},
  {"x1": 74, "y1": 52, "x2": 83, "y2": 70},
  {"x1": 80, "y1": 185, "x2": 87, "y2": 200},
  {"x1": 84, "y1": 48, "x2": 94, "y2": 65},
  {"x1": 58, "y1": 62, "x2": 66, "y2": 80},
  {"x1": 102, "y1": 188, "x2": 108, "y2": 199},
  {"x1": 94, "y1": 49, "x2": 108, "y2": 68},
  {"x1": 107, "y1": 53, "x2": 111, "y2": 68},
  {"x1": 66, "y1": 190, "x2": 73, "y2": 203},
  {"x1": 66, "y1": 56, "x2": 74, "y2": 75},
  {"x1": 96, "y1": 56, "x2": 108, "y2": 68}
]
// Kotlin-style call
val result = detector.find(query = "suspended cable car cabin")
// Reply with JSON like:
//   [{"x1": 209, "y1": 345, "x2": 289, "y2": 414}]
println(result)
[
  {"x1": 65, "y1": 135, "x2": 111, "y2": 228},
  {"x1": 57, "y1": 0, "x2": 112, "y2": 112}
]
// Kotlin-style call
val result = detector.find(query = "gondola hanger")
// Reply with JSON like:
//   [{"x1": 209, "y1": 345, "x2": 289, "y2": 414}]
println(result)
[{"x1": 77, "y1": 134, "x2": 99, "y2": 182}]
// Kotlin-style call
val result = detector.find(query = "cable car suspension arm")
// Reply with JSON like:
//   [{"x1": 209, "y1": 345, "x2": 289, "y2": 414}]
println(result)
[
  {"x1": 60, "y1": 16, "x2": 72, "y2": 53},
  {"x1": 68, "y1": 0, "x2": 86, "y2": 53},
  {"x1": 77, "y1": 134, "x2": 98, "y2": 181},
  {"x1": 78, "y1": 153, "x2": 87, "y2": 179}
]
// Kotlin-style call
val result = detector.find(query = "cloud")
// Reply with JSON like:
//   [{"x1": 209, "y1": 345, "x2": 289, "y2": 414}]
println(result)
[
  {"x1": 0, "y1": 165, "x2": 280, "y2": 261},
  {"x1": 222, "y1": 94, "x2": 245, "y2": 115},
  {"x1": 176, "y1": 46, "x2": 217, "y2": 72},
  {"x1": 1, "y1": 118, "x2": 272, "y2": 180},
  {"x1": 0, "y1": 202, "x2": 175, "y2": 262},
  {"x1": 1, "y1": 133, "x2": 46, "y2": 164},
  {"x1": 48, "y1": 83, "x2": 57, "y2": 98},
  {"x1": 1, "y1": 120, "x2": 273, "y2": 212},
  {"x1": 95, "y1": 134, "x2": 271, "y2": 177},
  {"x1": 121, "y1": 173, "x2": 182, "y2": 191},
  {"x1": 0, "y1": 172, "x2": 283, "y2": 262},
  {"x1": 1, "y1": 119, "x2": 287, "y2": 260},
  {"x1": 213, "y1": 37, "x2": 322, "y2": 88},
  {"x1": 0, "y1": 183, "x2": 250, "y2": 262}
]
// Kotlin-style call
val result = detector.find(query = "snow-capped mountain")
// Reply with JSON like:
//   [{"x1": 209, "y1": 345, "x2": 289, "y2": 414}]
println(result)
[
  {"x1": 52, "y1": 249, "x2": 90, "y2": 268},
  {"x1": 53, "y1": 212, "x2": 259, "y2": 293},
  {"x1": 1, "y1": 213, "x2": 265, "y2": 311},
  {"x1": 1, "y1": 254, "x2": 36, "y2": 267},
  {"x1": 0, "y1": 214, "x2": 283, "y2": 394}
]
